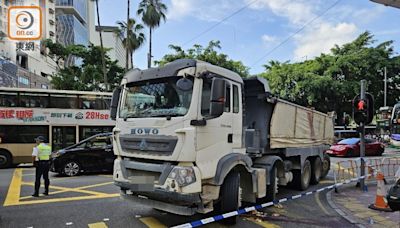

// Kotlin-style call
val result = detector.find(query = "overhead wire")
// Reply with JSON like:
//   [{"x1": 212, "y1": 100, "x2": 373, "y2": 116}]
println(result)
[
  {"x1": 181, "y1": 0, "x2": 259, "y2": 47},
  {"x1": 250, "y1": 0, "x2": 342, "y2": 68}
]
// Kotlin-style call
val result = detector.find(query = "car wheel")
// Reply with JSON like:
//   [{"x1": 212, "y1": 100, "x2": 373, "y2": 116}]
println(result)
[
  {"x1": 310, "y1": 157, "x2": 322, "y2": 185},
  {"x1": 62, "y1": 161, "x2": 81, "y2": 177},
  {"x1": 0, "y1": 150, "x2": 12, "y2": 169}
]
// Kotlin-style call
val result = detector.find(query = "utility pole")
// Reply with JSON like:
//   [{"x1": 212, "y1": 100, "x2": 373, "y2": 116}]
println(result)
[
  {"x1": 384, "y1": 66, "x2": 387, "y2": 107},
  {"x1": 360, "y1": 80, "x2": 366, "y2": 191}
]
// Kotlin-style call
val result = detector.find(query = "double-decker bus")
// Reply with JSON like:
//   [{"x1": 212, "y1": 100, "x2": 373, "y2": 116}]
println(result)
[
  {"x1": 0, "y1": 87, "x2": 114, "y2": 168},
  {"x1": 376, "y1": 106, "x2": 392, "y2": 142},
  {"x1": 390, "y1": 102, "x2": 400, "y2": 147}
]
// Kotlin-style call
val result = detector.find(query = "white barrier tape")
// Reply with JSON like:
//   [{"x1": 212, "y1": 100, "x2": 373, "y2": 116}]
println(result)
[{"x1": 172, "y1": 175, "x2": 370, "y2": 228}]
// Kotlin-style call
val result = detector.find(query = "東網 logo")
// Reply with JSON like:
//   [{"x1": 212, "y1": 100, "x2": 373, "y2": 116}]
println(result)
[{"x1": 8, "y1": 6, "x2": 42, "y2": 40}]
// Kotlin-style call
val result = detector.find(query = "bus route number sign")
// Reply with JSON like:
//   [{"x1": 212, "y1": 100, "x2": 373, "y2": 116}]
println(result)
[{"x1": 85, "y1": 111, "x2": 109, "y2": 120}]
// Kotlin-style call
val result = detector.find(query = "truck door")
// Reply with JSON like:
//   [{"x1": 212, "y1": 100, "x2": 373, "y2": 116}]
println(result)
[{"x1": 196, "y1": 77, "x2": 234, "y2": 162}]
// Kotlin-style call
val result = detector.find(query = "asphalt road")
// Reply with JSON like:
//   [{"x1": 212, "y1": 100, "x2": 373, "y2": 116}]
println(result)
[{"x1": 1, "y1": 149, "x2": 398, "y2": 228}]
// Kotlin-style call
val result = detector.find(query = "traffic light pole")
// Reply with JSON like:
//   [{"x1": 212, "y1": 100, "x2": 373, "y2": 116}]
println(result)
[{"x1": 360, "y1": 80, "x2": 366, "y2": 191}]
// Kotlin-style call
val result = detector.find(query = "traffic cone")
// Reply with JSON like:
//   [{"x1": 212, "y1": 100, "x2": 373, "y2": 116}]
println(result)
[{"x1": 368, "y1": 171, "x2": 392, "y2": 212}]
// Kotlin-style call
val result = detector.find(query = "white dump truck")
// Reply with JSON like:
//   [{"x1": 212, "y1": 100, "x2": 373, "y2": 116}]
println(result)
[{"x1": 110, "y1": 59, "x2": 334, "y2": 223}]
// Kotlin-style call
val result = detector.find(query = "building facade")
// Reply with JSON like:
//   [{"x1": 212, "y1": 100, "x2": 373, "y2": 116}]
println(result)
[
  {"x1": 91, "y1": 26, "x2": 128, "y2": 69},
  {"x1": 55, "y1": 0, "x2": 95, "y2": 66},
  {"x1": 0, "y1": 0, "x2": 55, "y2": 89}
]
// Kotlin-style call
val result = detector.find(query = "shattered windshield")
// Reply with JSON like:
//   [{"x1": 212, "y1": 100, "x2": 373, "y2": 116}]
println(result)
[{"x1": 119, "y1": 77, "x2": 193, "y2": 119}]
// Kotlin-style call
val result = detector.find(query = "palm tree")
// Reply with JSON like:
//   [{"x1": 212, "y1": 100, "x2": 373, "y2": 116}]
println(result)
[
  {"x1": 137, "y1": 0, "x2": 167, "y2": 68},
  {"x1": 94, "y1": 0, "x2": 108, "y2": 90},
  {"x1": 126, "y1": 0, "x2": 130, "y2": 71},
  {"x1": 117, "y1": 19, "x2": 146, "y2": 68}
]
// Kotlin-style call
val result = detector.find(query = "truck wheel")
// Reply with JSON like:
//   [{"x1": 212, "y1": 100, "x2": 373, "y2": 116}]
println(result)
[
  {"x1": 216, "y1": 170, "x2": 240, "y2": 225},
  {"x1": 0, "y1": 150, "x2": 12, "y2": 169},
  {"x1": 321, "y1": 154, "x2": 330, "y2": 179},
  {"x1": 292, "y1": 160, "x2": 311, "y2": 191},
  {"x1": 310, "y1": 157, "x2": 322, "y2": 185}
]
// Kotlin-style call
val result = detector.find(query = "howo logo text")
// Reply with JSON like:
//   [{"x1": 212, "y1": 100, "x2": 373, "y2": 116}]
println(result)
[{"x1": 131, "y1": 128, "x2": 159, "y2": 135}]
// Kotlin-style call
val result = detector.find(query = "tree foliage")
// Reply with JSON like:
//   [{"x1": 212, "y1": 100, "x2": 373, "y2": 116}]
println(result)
[
  {"x1": 156, "y1": 40, "x2": 250, "y2": 77},
  {"x1": 44, "y1": 39, "x2": 124, "y2": 91},
  {"x1": 259, "y1": 31, "x2": 400, "y2": 124}
]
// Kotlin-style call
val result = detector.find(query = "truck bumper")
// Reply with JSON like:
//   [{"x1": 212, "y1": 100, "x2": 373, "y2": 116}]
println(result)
[
  {"x1": 114, "y1": 158, "x2": 204, "y2": 215},
  {"x1": 116, "y1": 183, "x2": 201, "y2": 215}
]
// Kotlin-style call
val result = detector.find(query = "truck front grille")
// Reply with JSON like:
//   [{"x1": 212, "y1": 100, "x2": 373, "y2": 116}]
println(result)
[{"x1": 119, "y1": 134, "x2": 178, "y2": 156}]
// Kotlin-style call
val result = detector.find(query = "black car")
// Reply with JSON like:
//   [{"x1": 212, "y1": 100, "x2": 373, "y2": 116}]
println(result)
[{"x1": 50, "y1": 133, "x2": 115, "y2": 176}]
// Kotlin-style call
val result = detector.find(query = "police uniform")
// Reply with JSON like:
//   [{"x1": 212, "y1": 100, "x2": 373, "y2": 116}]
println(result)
[{"x1": 32, "y1": 136, "x2": 51, "y2": 197}]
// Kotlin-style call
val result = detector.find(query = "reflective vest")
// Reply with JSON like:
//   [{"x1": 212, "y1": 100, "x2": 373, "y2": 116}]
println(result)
[{"x1": 37, "y1": 143, "x2": 51, "y2": 161}]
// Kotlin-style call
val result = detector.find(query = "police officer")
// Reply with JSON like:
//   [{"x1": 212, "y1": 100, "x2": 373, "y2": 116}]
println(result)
[{"x1": 32, "y1": 136, "x2": 51, "y2": 197}]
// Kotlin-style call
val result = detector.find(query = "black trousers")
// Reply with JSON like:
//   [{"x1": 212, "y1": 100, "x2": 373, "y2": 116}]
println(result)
[{"x1": 34, "y1": 161, "x2": 50, "y2": 194}]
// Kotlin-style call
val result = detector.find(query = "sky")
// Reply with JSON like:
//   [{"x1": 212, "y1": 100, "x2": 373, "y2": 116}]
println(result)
[{"x1": 98, "y1": 0, "x2": 400, "y2": 74}]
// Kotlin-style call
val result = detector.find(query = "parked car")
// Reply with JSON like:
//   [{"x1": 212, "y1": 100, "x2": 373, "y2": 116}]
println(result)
[
  {"x1": 326, "y1": 138, "x2": 385, "y2": 157},
  {"x1": 50, "y1": 133, "x2": 115, "y2": 176},
  {"x1": 334, "y1": 130, "x2": 359, "y2": 143}
]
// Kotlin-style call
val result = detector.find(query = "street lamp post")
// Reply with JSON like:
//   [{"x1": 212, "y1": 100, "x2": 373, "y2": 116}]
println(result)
[{"x1": 378, "y1": 67, "x2": 387, "y2": 107}]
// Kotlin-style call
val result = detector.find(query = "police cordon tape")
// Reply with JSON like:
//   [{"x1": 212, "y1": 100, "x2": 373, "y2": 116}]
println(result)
[{"x1": 172, "y1": 175, "x2": 371, "y2": 228}]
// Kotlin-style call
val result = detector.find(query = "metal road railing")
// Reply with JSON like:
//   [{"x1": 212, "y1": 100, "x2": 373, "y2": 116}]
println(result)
[{"x1": 334, "y1": 156, "x2": 400, "y2": 185}]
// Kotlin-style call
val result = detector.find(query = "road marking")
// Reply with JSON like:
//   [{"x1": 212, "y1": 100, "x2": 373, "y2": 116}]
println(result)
[
  {"x1": 88, "y1": 222, "x2": 108, "y2": 228},
  {"x1": 3, "y1": 168, "x2": 22, "y2": 206},
  {"x1": 245, "y1": 217, "x2": 280, "y2": 228},
  {"x1": 19, "y1": 181, "x2": 115, "y2": 200},
  {"x1": 10, "y1": 194, "x2": 119, "y2": 206},
  {"x1": 3, "y1": 168, "x2": 119, "y2": 206},
  {"x1": 21, "y1": 182, "x2": 110, "y2": 196},
  {"x1": 314, "y1": 192, "x2": 330, "y2": 216},
  {"x1": 139, "y1": 217, "x2": 167, "y2": 228}
]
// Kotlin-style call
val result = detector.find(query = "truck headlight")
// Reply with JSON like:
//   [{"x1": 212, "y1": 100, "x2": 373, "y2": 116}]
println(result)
[{"x1": 168, "y1": 166, "x2": 196, "y2": 187}]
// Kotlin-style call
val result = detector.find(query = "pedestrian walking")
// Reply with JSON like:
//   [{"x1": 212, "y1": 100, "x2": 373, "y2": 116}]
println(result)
[{"x1": 32, "y1": 136, "x2": 51, "y2": 197}]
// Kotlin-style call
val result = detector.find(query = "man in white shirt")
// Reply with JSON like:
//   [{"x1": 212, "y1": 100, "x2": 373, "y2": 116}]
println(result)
[{"x1": 32, "y1": 136, "x2": 51, "y2": 197}]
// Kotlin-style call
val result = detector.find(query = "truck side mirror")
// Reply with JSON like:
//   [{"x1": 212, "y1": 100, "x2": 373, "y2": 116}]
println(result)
[
  {"x1": 210, "y1": 78, "x2": 226, "y2": 117},
  {"x1": 110, "y1": 87, "x2": 121, "y2": 120}
]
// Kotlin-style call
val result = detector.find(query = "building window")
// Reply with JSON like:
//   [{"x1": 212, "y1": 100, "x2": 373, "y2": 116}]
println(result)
[{"x1": 18, "y1": 76, "x2": 29, "y2": 85}]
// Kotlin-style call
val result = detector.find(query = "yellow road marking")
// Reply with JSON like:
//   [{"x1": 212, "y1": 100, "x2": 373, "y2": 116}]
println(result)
[
  {"x1": 3, "y1": 168, "x2": 22, "y2": 206},
  {"x1": 139, "y1": 217, "x2": 167, "y2": 228},
  {"x1": 315, "y1": 192, "x2": 330, "y2": 216},
  {"x1": 88, "y1": 222, "x2": 108, "y2": 228},
  {"x1": 9, "y1": 194, "x2": 119, "y2": 206},
  {"x1": 21, "y1": 182, "x2": 110, "y2": 196},
  {"x1": 19, "y1": 181, "x2": 115, "y2": 200},
  {"x1": 245, "y1": 217, "x2": 281, "y2": 228}
]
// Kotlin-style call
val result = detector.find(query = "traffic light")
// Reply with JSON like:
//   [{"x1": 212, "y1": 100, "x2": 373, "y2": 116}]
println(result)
[{"x1": 352, "y1": 93, "x2": 374, "y2": 125}]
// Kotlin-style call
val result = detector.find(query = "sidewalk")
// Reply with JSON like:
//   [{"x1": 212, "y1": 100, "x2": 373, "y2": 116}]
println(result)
[{"x1": 328, "y1": 183, "x2": 400, "y2": 227}]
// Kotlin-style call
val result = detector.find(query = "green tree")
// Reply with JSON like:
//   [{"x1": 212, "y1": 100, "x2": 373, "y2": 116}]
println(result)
[
  {"x1": 116, "y1": 18, "x2": 146, "y2": 69},
  {"x1": 259, "y1": 31, "x2": 400, "y2": 124},
  {"x1": 137, "y1": 0, "x2": 167, "y2": 68},
  {"x1": 44, "y1": 40, "x2": 124, "y2": 91},
  {"x1": 156, "y1": 40, "x2": 250, "y2": 77}
]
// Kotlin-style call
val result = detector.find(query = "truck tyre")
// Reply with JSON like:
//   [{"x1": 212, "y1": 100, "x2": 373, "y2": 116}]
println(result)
[
  {"x1": 321, "y1": 154, "x2": 330, "y2": 179},
  {"x1": 216, "y1": 170, "x2": 240, "y2": 225},
  {"x1": 310, "y1": 157, "x2": 322, "y2": 185},
  {"x1": 0, "y1": 150, "x2": 12, "y2": 169},
  {"x1": 292, "y1": 160, "x2": 311, "y2": 191}
]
